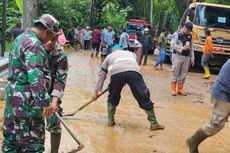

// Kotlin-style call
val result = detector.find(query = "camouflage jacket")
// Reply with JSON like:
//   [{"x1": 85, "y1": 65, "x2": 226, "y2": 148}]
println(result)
[
  {"x1": 6, "y1": 29, "x2": 51, "y2": 118},
  {"x1": 48, "y1": 45, "x2": 68, "y2": 100}
]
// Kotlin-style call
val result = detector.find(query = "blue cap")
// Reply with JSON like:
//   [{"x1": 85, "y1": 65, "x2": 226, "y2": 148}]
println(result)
[{"x1": 112, "y1": 45, "x2": 123, "y2": 52}]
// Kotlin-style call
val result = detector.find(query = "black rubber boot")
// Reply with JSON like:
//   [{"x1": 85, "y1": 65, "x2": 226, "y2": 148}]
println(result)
[
  {"x1": 107, "y1": 103, "x2": 116, "y2": 127},
  {"x1": 145, "y1": 109, "x2": 165, "y2": 131},
  {"x1": 187, "y1": 128, "x2": 209, "y2": 153},
  {"x1": 101, "y1": 55, "x2": 107, "y2": 63},
  {"x1": 50, "y1": 132, "x2": 61, "y2": 153},
  {"x1": 96, "y1": 51, "x2": 99, "y2": 58}
]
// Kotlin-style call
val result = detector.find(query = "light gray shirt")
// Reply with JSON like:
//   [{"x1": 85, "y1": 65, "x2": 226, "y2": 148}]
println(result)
[
  {"x1": 119, "y1": 32, "x2": 129, "y2": 49},
  {"x1": 170, "y1": 31, "x2": 195, "y2": 60},
  {"x1": 95, "y1": 50, "x2": 140, "y2": 92}
]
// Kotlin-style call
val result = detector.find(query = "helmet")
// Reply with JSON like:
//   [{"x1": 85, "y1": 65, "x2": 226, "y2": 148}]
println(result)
[{"x1": 144, "y1": 28, "x2": 149, "y2": 32}]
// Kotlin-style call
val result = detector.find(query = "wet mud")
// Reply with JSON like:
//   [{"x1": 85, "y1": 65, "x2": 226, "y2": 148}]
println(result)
[{"x1": 1, "y1": 51, "x2": 230, "y2": 153}]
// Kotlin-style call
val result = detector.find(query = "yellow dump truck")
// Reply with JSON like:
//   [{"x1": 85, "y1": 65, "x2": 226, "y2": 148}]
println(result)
[
  {"x1": 164, "y1": 2, "x2": 230, "y2": 67},
  {"x1": 187, "y1": 2, "x2": 230, "y2": 67}
]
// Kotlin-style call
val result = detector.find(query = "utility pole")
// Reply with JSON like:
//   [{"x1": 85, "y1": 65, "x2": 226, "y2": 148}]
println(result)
[
  {"x1": 150, "y1": 0, "x2": 153, "y2": 26},
  {"x1": 1, "y1": 0, "x2": 7, "y2": 57}
]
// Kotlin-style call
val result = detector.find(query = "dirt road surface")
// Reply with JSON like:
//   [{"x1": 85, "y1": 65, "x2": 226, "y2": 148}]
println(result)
[{"x1": 1, "y1": 51, "x2": 230, "y2": 153}]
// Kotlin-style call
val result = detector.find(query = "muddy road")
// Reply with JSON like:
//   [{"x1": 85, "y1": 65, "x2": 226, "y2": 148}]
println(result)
[{"x1": 1, "y1": 51, "x2": 230, "y2": 153}]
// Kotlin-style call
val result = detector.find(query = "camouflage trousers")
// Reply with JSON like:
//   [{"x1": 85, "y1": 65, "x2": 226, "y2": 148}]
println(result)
[
  {"x1": 46, "y1": 106, "x2": 62, "y2": 134},
  {"x1": 2, "y1": 112, "x2": 45, "y2": 153}
]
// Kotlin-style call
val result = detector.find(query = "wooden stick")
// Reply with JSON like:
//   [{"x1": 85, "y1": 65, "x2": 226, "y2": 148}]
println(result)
[
  {"x1": 62, "y1": 88, "x2": 109, "y2": 117},
  {"x1": 55, "y1": 112, "x2": 84, "y2": 151}
]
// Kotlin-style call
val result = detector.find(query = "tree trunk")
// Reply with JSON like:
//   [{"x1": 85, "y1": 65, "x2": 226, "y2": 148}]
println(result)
[
  {"x1": 150, "y1": 0, "x2": 153, "y2": 26},
  {"x1": 23, "y1": 0, "x2": 38, "y2": 28},
  {"x1": 1, "y1": 0, "x2": 7, "y2": 57},
  {"x1": 66, "y1": 0, "x2": 73, "y2": 28},
  {"x1": 157, "y1": 9, "x2": 165, "y2": 36},
  {"x1": 174, "y1": 0, "x2": 188, "y2": 17}
]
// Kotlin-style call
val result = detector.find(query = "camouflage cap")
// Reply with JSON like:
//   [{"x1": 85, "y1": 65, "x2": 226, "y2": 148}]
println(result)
[{"x1": 33, "y1": 14, "x2": 60, "y2": 34}]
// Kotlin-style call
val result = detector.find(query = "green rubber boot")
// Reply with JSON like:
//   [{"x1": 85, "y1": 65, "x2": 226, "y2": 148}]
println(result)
[
  {"x1": 187, "y1": 128, "x2": 209, "y2": 153},
  {"x1": 145, "y1": 109, "x2": 165, "y2": 131},
  {"x1": 107, "y1": 103, "x2": 116, "y2": 127},
  {"x1": 50, "y1": 133, "x2": 61, "y2": 153}
]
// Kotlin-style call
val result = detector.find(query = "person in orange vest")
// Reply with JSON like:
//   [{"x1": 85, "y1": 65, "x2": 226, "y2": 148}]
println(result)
[{"x1": 201, "y1": 28, "x2": 213, "y2": 79}]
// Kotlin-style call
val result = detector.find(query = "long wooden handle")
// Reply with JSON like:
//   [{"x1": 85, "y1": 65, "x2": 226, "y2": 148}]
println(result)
[
  {"x1": 55, "y1": 112, "x2": 84, "y2": 149},
  {"x1": 62, "y1": 88, "x2": 109, "y2": 117},
  {"x1": 76, "y1": 88, "x2": 108, "y2": 112}
]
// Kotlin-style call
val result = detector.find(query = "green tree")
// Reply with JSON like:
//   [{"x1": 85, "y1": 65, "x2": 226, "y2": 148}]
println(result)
[
  {"x1": 38, "y1": 0, "x2": 92, "y2": 31},
  {"x1": 0, "y1": 1, "x2": 21, "y2": 51},
  {"x1": 101, "y1": 2, "x2": 132, "y2": 32}
]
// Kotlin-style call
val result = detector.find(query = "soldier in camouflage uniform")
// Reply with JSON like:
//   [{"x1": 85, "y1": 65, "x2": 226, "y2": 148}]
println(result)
[
  {"x1": 44, "y1": 35, "x2": 68, "y2": 153},
  {"x1": 2, "y1": 14, "x2": 60, "y2": 153}
]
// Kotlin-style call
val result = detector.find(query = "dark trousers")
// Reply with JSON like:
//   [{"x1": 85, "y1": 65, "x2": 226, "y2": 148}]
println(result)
[
  {"x1": 140, "y1": 47, "x2": 149, "y2": 65},
  {"x1": 108, "y1": 71, "x2": 153, "y2": 110},
  {"x1": 84, "y1": 40, "x2": 90, "y2": 50},
  {"x1": 92, "y1": 43, "x2": 100, "y2": 53}
]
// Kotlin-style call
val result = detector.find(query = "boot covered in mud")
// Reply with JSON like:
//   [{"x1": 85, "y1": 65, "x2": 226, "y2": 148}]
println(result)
[
  {"x1": 108, "y1": 103, "x2": 116, "y2": 127},
  {"x1": 203, "y1": 67, "x2": 211, "y2": 79},
  {"x1": 145, "y1": 109, "x2": 165, "y2": 131},
  {"x1": 187, "y1": 128, "x2": 209, "y2": 153},
  {"x1": 91, "y1": 52, "x2": 94, "y2": 58},
  {"x1": 171, "y1": 82, "x2": 177, "y2": 96},
  {"x1": 178, "y1": 83, "x2": 187, "y2": 96},
  {"x1": 95, "y1": 51, "x2": 99, "y2": 58},
  {"x1": 50, "y1": 132, "x2": 61, "y2": 153},
  {"x1": 101, "y1": 54, "x2": 107, "y2": 63}
]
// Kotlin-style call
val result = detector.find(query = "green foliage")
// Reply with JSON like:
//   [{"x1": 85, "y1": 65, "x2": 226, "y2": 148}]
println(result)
[
  {"x1": 15, "y1": 0, "x2": 23, "y2": 14},
  {"x1": 0, "y1": 1, "x2": 21, "y2": 34},
  {"x1": 38, "y1": 0, "x2": 92, "y2": 32},
  {"x1": 101, "y1": 2, "x2": 132, "y2": 32},
  {"x1": 0, "y1": 1, "x2": 21, "y2": 51},
  {"x1": 205, "y1": 0, "x2": 230, "y2": 5}
]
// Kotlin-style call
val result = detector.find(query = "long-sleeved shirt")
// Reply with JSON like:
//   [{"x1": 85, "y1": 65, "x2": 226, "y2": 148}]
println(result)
[
  {"x1": 119, "y1": 32, "x2": 129, "y2": 49},
  {"x1": 158, "y1": 33, "x2": 167, "y2": 48},
  {"x1": 83, "y1": 30, "x2": 91, "y2": 41},
  {"x1": 95, "y1": 50, "x2": 140, "y2": 92},
  {"x1": 212, "y1": 59, "x2": 230, "y2": 103},
  {"x1": 48, "y1": 44, "x2": 68, "y2": 100},
  {"x1": 204, "y1": 36, "x2": 213, "y2": 54},
  {"x1": 140, "y1": 35, "x2": 152, "y2": 49},
  {"x1": 92, "y1": 28, "x2": 101, "y2": 45},
  {"x1": 6, "y1": 29, "x2": 51, "y2": 118},
  {"x1": 102, "y1": 29, "x2": 115, "y2": 46},
  {"x1": 170, "y1": 30, "x2": 195, "y2": 60}
]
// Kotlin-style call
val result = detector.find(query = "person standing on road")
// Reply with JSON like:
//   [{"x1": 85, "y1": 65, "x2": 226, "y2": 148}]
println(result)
[
  {"x1": 119, "y1": 27, "x2": 129, "y2": 50},
  {"x1": 67, "y1": 27, "x2": 76, "y2": 50},
  {"x1": 154, "y1": 28, "x2": 168, "y2": 70},
  {"x1": 91, "y1": 26, "x2": 101, "y2": 58},
  {"x1": 44, "y1": 35, "x2": 68, "y2": 153},
  {"x1": 91, "y1": 45, "x2": 164, "y2": 131},
  {"x1": 102, "y1": 24, "x2": 115, "y2": 54},
  {"x1": 140, "y1": 28, "x2": 152, "y2": 66},
  {"x1": 75, "y1": 27, "x2": 83, "y2": 49},
  {"x1": 187, "y1": 59, "x2": 230, "y2": 153},
  {"x1": 201, "y1": 28, "x2": 213, "y2": 79},
  {"x1": 170, "y1": 22, "x2": 195, "y2": 96},
  {"x1": 83, "y1": 26, "x2": 91, "y2": 50},
  {"x1": 11, "y1": 22, "x2": 24, "y2": 42},
  {"x1": 2, "y1": 14, "x2": 60, "y2": 153}
]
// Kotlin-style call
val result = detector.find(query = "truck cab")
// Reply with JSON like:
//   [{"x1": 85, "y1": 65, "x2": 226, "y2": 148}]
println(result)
[
  {"x1": 164, "y1": 2, "x2": 230, "y2": 67},
  {"x1": 187, "y1": 3, "x2": 230, "y2": 67},
  {"x1": 126, "y1": 19, "x2": 149, "y2": 48}
]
